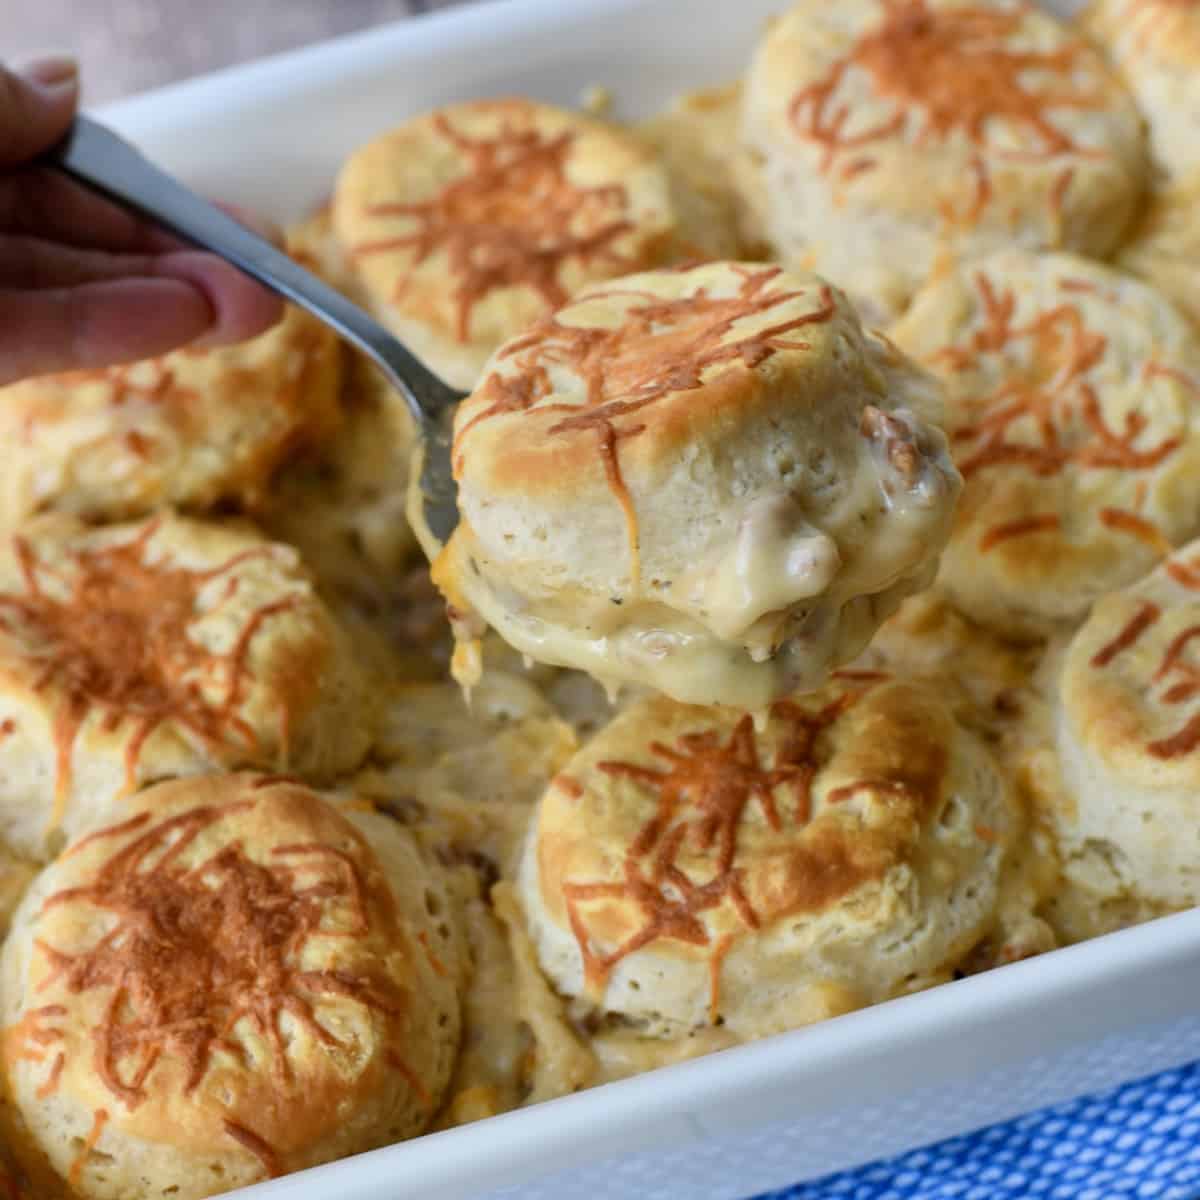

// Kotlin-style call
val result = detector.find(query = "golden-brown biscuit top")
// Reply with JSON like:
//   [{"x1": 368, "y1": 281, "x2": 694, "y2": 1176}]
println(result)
[
  {"x1": 749, "y1": 0, "x2": 1140, "y2": 218},
  {"x1": 534, "y1": 675, "x2": 957, "y2": 1004},
  {"x1": 741, "y1": 0, "x2": 1144, "y2": 328},
  {"x1": 452, "y1": 261, "x2": 841, "y2": 521},
  {"x1": 0, "y1": 514, "x2": 367, "y2": 843},
  {"x1": 335, "y1": 99, "x2": 727, "y2": 388},
  {"x1": 891, "y1": 249, "x2": 1200, "y2": 633},
  {"x1": 0, "y1": 302, "x2": 341, "y2": 528},
  {"x1": 800, "y1": 3, "x2": 1093, "y2": 156},
  {"x1": 347, "y1": 100, "x2": 641, "y2": 334},
  {"x1": 3, "y1": 775, "x2": 429, "y2": 1182},
  {"x1": 1063, "y1": 540, "x2": 1200, "y2": 782},
  {"x1": 0, "y1": 517, "x2": 310, "y2": 769}
]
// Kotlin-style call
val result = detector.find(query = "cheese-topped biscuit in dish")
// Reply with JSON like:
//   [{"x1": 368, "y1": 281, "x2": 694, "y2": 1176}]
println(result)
[
  {"x1": 1118, "y1": 171, "x2": 1200, "y2": 330},
  {"x1": 855, "y1": 591, "x2": 1041, "y2": 739},
  {"x1": 1048, "y1": 539, "x2": 1200, "y2": 920},
  {"x1": 334, "y1": 98, "x2": 741, "y2": 390},
  {"x1": 517, "y1": 675, "x2": 1019, "y2": 1040},
  {"x1": 364, "y1": 671, "x2": 578, "y2": 878},
  {"x1": 0, "y1": 301, "x2": 340, "y2": 531},
  {"x1": 433, "y1": 262, "x2": 961, "y2": 710},
  {"x1": 0, "y1": 513, "x2": 375, "y2": 861},
  {"x1": 891, "y1": 249, "x2": 1200, "y2": 638},
  {"x1": 1082, "y1": 0, "x2": 1200, "y2": 178},
  {"x1": 638, "y1": 84, "x2": 771, "y2": 259},
  {"x1": 0, "y1": 773, "x2": 461, "y2": 1199},
  {"x1": 743, "y1": 0, "x2": 1146, "y2": 323},
  {"x1": 262, "y1": 351, "x2": 418, "y2": 620}
]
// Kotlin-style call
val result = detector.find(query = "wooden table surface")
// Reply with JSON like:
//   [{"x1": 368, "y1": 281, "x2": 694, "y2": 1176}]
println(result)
[{"x1": 8, "y1": 0, "x2": 473, "y2": 105}]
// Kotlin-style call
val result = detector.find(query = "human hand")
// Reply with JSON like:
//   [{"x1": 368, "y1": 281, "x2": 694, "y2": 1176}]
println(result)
[{"x1": 0, "y1": 56, "x2": 283, "y2": 386}]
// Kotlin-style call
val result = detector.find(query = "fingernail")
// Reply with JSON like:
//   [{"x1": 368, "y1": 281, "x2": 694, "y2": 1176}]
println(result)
[{"x1": 18, "y1": 54, "x2": 79, "y2": 96}]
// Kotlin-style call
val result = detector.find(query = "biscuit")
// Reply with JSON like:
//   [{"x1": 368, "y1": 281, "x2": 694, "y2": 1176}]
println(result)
[
  {"x1": 854, "y1": 590, "x2": 1041, "y2": 739},
  {"x1": 334, "y1": 98, "x2": 741, "y2": 390},
  {"x1": 352, "y1": 669, "x2": 583, "y2": 1126},
  {"x1": 1051, "y1": 539, "x2": 1200, "y2": 914},
  {"x1": 360, "y1": 668, "x2": 579, "y2": 882},
  {"x1": 743, "y1": 0, "x2": 1146, "y2": 323},
  {"x1": 638, "y1": 84, "x2": 771, "y2": 259},
  {"x1": 1082, "y1": 0, "x2": 1200, "y2": 178},
  {"x1": 0, "y1": 292, "x2": 341, "y2": 530},
  {"x1": 0, "y1": 513, "x2": 375, "y2": 860},
  {"x1": 261, "y1": 351, "x2": 418, "y2": 619},
  {"x1": 891, "y1": 248, "x2": 1200, "y2": 637},
  {"x1": 1117, "y1": 171, "x2": 1200, "y2": 330},
  {"x1": 434, "y1": 261, "x2": 960, "y2": 709},
  {"x1": 517, "y1": 675, "x2": 1018, "y2": 1039},
  {"x1": 0, "y1": 773, "x2": 460, "y2": 1198}
]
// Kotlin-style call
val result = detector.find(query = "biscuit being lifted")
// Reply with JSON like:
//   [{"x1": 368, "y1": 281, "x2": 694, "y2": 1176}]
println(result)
[
  {"x1": 1047, "y1": 540, "x2": 1200, "y2": 926},
  {"x1": 517, "y1": 675, "x2": 1019, "y2": 1040},
  {"x1": 1082, "y1": 0, "x2": 1200, "y2": 179},
  {"x1": 0, "y1": 774, "x2": 461, "y2": 1199},
  {"x1": 892, "y1": 249, "x2": 1200, "y2": 637},
  {"x1": 433, "y1": 262, "x2": 960, "y2": 710},
  {"x1": 0, "y1": 514, "x2": 374, "y2": 860},
  {"x1": 0, "y1": 302, "x2": 340, "y2": 532},
  {"x1": 334, "y1": 98, "x2": 739, "y2": 390},
  {"x1": 743, "y1": 0, "x2": 1145, "y2": 322}
]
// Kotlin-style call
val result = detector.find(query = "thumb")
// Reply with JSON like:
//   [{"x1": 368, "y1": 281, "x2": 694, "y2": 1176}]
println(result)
[{"x1": 0, "y1": 57, "x2": 78, "y2": 169}]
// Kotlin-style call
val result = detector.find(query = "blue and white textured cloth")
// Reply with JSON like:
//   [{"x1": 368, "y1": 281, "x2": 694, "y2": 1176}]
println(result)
[{"x1": 758, "y1": 1062, "x2": 1200, "y2": 1200}]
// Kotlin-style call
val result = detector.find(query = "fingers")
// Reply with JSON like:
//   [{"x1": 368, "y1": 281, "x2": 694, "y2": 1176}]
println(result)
[
  {"x1": 0, "y1": 169, "x2": 284, "y2": 255},
  {"x1": 0, "y1": 168, "x2": 174, "y2": 253},
  {"x1": 0, "y1": 236, "x2": 290, "y2": 312},
  {"x1": 153, "y1": 251, "x2": 284, "y2": 348},
  {"x1": 0, "y1": 234, "x2": 165, "y2": 290},
  {"x1": 0, "y1": 55, "x2": 287, "y2": 383},
  {"x1": 0, "y1": 58, "x2": 78, "y2": 168},
  {"x1": 0, "y1": 278, "x2": 213, "y2": 385},
  {"x1": 0, "y1": 170, "x2": 286, "y2": 345},
  {"x1": 0, "y1": 252, "x2": 284, "y2": 385}
]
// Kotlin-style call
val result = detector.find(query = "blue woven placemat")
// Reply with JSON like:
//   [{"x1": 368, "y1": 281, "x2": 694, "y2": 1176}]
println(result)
[{"x1": 755, "y1": 1061, "x2": 1200, "y2": 1200}]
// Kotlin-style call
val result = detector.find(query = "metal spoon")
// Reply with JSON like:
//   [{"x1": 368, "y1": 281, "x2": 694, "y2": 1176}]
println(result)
[{"x1": 45, "y1": 115, "x2": 465, "y2": 552}]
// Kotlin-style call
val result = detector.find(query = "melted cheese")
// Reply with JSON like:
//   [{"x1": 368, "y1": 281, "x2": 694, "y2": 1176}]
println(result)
[
  {"x1": 671, "y1": 494, "x2": 842, "y2": 641},
  {"x1": 493, "y1": 883, "x2": 596, "y2": 1104},
  {"x1": 591, "y1": 1026, "x2": 740, "y2": 1083},
  {"x1": 435, "y1": 894, "x2": 529, "y2": 1128}
]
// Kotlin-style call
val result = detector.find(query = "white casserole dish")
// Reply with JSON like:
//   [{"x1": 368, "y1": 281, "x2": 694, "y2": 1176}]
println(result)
[{"x1": 96, "y1": 2, "x2": 1200, "y2": 1196}]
